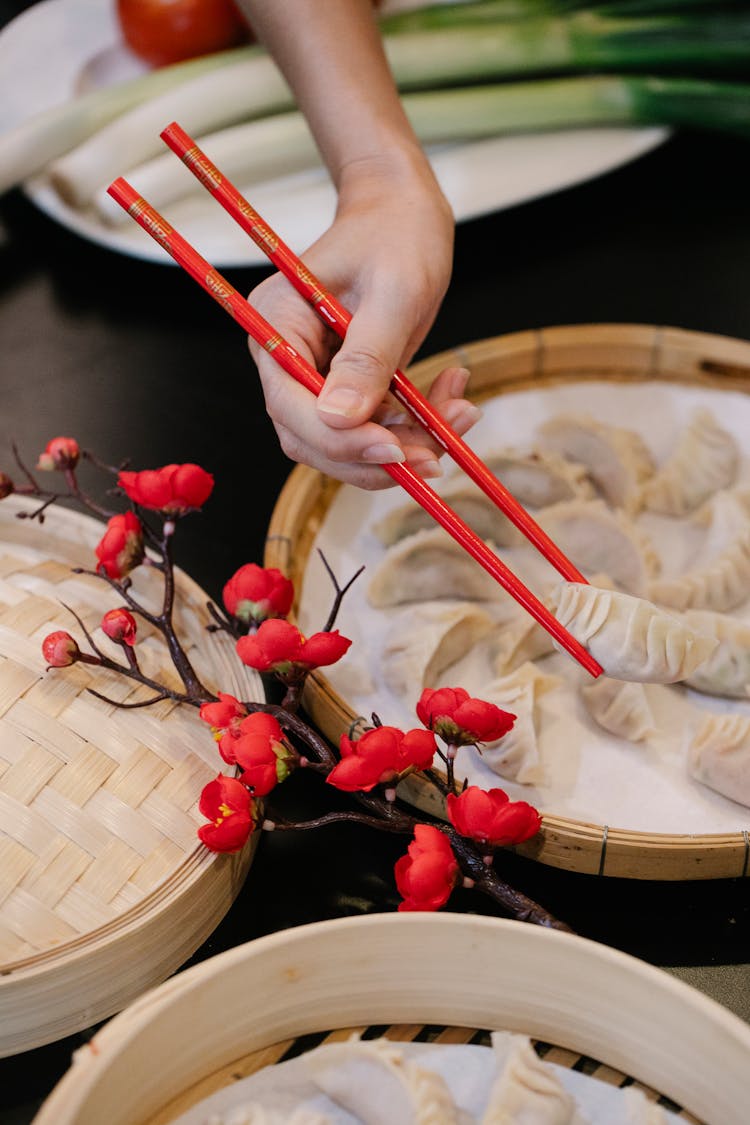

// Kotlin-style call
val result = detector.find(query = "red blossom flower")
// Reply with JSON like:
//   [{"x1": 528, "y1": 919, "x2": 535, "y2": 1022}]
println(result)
[
  {"x1": 42, "y1": 631, "x2": 80, "y2": 668},
  {"x1": 36, "y1": 436, "x2": 80, "y2": 472},
  {"x1": 197, "y1": 774, "x2": 256, "y2": 853},
  {"x1": 118, "y1": 463, "x2": 214, "y2": 514},
  {"x1": 101, "y1": 607, "x2": 137, "y2": 646},
  {"x1": 327, "y1": 725, "x2": 436, "y2": 793},
  {"x1": 417, "y1": 687, "x2": 516, "y2": 746},
  {"x1": 222, "y1": 563, "x2": 294, "y2": 625},
  {"x1": 394, "y1": 824, "x2": 459, "y2": 912},
  {"x1": 236, "y1": 618, "x2": 351, "y2": 678},
  {"x1": 95, "y1": 511, "x2": 145, "y2": 579},
  {"x1": 234, "y1": 712, "x2": 296, "y2": 796},
  {"x1": 199, "y1": 691, "x2": 249, "y2": 764},
  {"x1": 446, "y1": 786, "x2": 542, "y2": 849},
  {"x1": 0, "y1": 472, "x2": 13, "y2": 500}
]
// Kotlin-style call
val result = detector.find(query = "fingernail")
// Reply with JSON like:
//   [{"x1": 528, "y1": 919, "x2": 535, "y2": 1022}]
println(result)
[
  {"x1": 442, "y1": 401, "x2": 483, "y2": 430},
  {"x1": 362, "y1": 443, "x2": 406, "y2": 465},
  {"x1": 318, "y1": 387, "x2": 364, "y2": 417},
  {"x1": 413, "y1": 459, "x2": 442, "y2": 479},
  {"x1": 448, "y1": 367, "x2": 471, "y2": 398}
]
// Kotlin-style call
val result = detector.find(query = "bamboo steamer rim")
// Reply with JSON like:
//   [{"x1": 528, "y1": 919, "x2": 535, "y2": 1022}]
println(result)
[
  {"x1": 31, "y1": 914, "x2": 750, "y2": 1125},
  {"x1": 264, "y1": 323, "x2": 750, "y2": 882},
  {"x1": 0, "y1": 495, "x2": 261, "y2": 1055}
]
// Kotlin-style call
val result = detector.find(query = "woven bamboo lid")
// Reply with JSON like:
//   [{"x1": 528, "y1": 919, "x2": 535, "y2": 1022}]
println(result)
[
  {"x1": 0, "y1": 495, "x2": 262, "y2": 1056},
  {"x1": 265, "y1": 323, "x2": 750, "y2": 882}
]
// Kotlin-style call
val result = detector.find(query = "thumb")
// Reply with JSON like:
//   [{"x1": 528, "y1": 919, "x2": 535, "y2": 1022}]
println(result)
[{"x1": 316, "y1": 302, "x2": 405, "y2": 429}]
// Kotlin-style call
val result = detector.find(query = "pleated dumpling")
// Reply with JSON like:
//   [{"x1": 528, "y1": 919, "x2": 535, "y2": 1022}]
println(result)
[
  {"x1": 581, "y1": 678, "x2": 657, "y2": 742},
  {"x1": 478, "y1": 663, "x2": 562, "y2": 785},
  {"x1": 647, "y1": 531, "x2": 750, "y2": 613},
  {"x1": 207, "y1": 1107, "x2": 334, "y2": 1124},
  {"x1": 648, "y1": 489, "x2": 750, "y2": 613},
  {"x1": 304, "y1": 1036, "x2": 461, "y2": 1125},
  {"x1": 475, "y1": 446, "x2": 595, "y2": 508},
  {"x1": 681, "y1": 610, "x2": 750, "y2": 698},
  {"x1": 687, "y1": 712, "x2": 750, "y2": 807},
  {"x1": 373, "y1": 480, "x2": 524, "y2": 548},
  {"x1": 382, "y1": 601, "x2": 495, "y2": 700},
  {"x1": 367, "y1": 527, "x2": 503, "y2": 607},
  {"x1": 481, "y1": 1034, "x2": 586, "y2": 1124},
  {"x1": 536, "y1": 414, "x2": 654, "y2": 513},
  {"x1": 640, "y1": 408, "x2": 739, "y2": 516},
  {"x1": 537, "y1": 499, "x2": 660, "y2": 595},
  {"x1": 550, "y1": 581, "x2": 718, "y2": 683}
]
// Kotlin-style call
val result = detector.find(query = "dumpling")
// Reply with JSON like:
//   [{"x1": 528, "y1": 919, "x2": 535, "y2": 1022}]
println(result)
[
  {"x1": 681, "y1": 610, "x2": 750, "y2": 698},
  {"x1": 208, "y1": 1108, "x2": 334, "y2": 1125},
  {"x1": 481, "y1": 1033, "x2": 586, "y2": 1124},
  {"x1": 536, "y1": 414, "x2": 654, "y2": 513},
  {"x1": 687, "y1": 712, "x2": 750, "y2": 807},
  {"x1": 305, "y1": 1036, "x2": 461, "y2": 1124},
  {"x1": 647, "y1": 530, "x2": 750, "y2": 613},
  {"x1": 550, "y1": 581, "x2": 718, "y2": 683},
  {"x1": 536, "y1": 499, "x2": 660, "y2": 595},
  {"x1": 473, "y1": 446, "x2": 595, "y2": 508},
  {"x1": 477, "y1": 663, "x2": 562, "y2": 784},
  {"x1": 373, "y1": 480, "x2": 524, "y2": 549},
  {"x1": 367, "y1": 527, "x2": 505, "y2": 607},
  {"x1": 640, "y1": 408, "x2": 739, "y2": 516},
  {"x1": 580, "y1": 677, "x2": 656, "y2": 742},
  {"x1": 382, "y1": 601, "x2": 495, "y2": 700},
  {"x1": 491, "y1": 609, "x2": 557, "y2": 675}
]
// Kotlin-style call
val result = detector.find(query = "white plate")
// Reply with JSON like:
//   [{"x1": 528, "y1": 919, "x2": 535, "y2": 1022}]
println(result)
[{"x1": 0, "y1": 0, "x2": 670, "y2": 267}]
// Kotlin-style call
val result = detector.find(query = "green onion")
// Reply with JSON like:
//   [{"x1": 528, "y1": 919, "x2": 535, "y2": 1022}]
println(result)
[
  {"x1": 94, "y1": 74, "x2": 750, "y2": 225},
  {"x1": 46, "y1": 10, "x2": 750, "y2": 209},
  {"x1": 0, "y1": 45, "x2": 262, "y2": 198}
]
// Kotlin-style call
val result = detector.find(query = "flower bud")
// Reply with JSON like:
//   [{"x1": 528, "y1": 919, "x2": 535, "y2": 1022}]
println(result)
[
  {"x1": 42, "y1": 630, "x2": 80, "y2": 668},
  {"x1": 101, "y1": 607, "x2": 138, "y2": 646},
  {"x1": 118, "y1": 463, "x2": 214, "y2": 515},
  {"x1": 37, "y1": 437, "x2": 80, "y2": 471},
  {"x1": 95, "y1": 512, "x2": 145, "y2": 579},
  {"x1": 222, "y1": 563, "x2": 293, "y2": 625}
]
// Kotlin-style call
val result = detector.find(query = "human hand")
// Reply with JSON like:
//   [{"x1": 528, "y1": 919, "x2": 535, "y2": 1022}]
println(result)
[{"x1": 246, "y1": 149, "x2": 482, "y2": 489}]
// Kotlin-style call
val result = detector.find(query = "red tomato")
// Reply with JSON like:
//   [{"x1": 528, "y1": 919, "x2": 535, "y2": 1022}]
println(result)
[{"x1": 116, "y1": 0, "x2": 253, "y2": 68}]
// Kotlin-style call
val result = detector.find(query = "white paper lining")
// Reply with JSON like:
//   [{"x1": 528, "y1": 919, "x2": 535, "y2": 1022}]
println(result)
[
  {"x1": 168, "y1": 1032, "x2": 682, "y2": 1124},
  {"x1": 297, "y1": 380, "x2": 750, "y2": 835}
]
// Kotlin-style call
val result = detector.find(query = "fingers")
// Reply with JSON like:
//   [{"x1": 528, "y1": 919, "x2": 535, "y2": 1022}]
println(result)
[{"x1": 315, "y1": 278, "x2": 420, "y2": 429}]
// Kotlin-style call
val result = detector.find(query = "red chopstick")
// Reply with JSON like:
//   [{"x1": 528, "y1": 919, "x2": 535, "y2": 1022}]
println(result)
[
  {"x1": 159, "y1": 121, "x2": 588, "y2": 587},
  {"x1": 106, "y1": 178, "x2": 601, "y2": 678}
]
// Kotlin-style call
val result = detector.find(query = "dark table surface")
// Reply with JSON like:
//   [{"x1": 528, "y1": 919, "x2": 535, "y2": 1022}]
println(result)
[{"x1": 2, "y1": 3, "x2": 750, "y2": 1120}]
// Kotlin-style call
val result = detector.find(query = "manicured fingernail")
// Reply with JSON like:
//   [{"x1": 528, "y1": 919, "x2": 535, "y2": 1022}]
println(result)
[
  {"x1": 362, "y1": 443, "x2": 406, "y2": 465},
  {"x1": 413, "y1": 459, "x2": 442, "y2": 479},
  {"x1": 448, "y1": 366, "x2": 471, "y2": 398},
  {"x1": 318, "y1": 387, "x2": 364, "y2": 417},
  {"x1": 442, "y1": 401, "x2": 483, "y2": 430}
]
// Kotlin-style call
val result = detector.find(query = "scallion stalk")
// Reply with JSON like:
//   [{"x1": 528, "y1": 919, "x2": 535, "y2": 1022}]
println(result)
[
  {"x1": 94, "y1": 75, "x2": 750, "y2": 225},
  {"x1": 0, "y1": 45, "x2": 260, "y2": 198},
  {"x1": 46, "y1": 11, "x2": 750, "y2": 209}
]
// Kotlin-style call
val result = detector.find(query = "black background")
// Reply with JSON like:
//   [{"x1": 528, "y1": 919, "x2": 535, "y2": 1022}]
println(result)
[{"x1": 1, "y1": 2, "x2": 749, "y2": 1120}]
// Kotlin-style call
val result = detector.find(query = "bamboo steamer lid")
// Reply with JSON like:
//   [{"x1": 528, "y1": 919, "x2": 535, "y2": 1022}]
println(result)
[
  {"x1": 0, "y1": 494, "x2": 262, "y2": 1056},
  {"x1": 265, "y1": 323, "x2": 750, "y2": 882}
]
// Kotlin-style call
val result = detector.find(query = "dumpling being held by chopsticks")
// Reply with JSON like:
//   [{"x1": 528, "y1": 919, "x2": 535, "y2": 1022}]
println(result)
[{"x1": 549, "y1": 581, "x2": 718, "y2": 683}]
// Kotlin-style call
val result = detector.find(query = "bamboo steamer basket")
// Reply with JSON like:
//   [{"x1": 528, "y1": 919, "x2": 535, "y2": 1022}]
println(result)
[
  {"x1": 0, "y1": 495, "x2": 262, "y2": 1056},
  {"x1": 265, "y1": 323, "x2": 750, "y2": 882},
  {"x1": 32, "y1": 913, "x2": 750, "y2": 1125}
]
